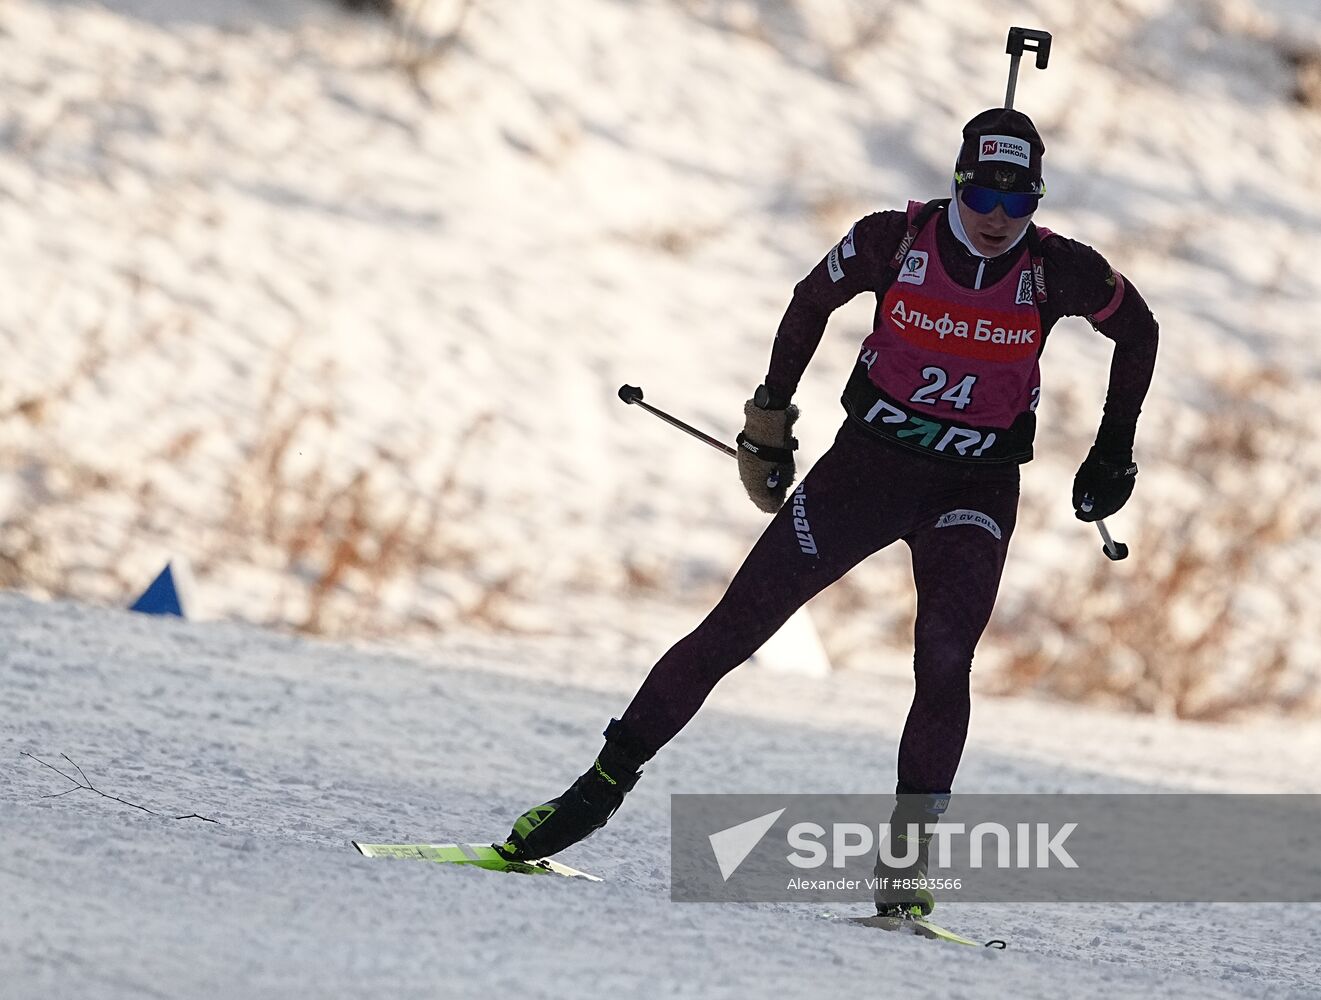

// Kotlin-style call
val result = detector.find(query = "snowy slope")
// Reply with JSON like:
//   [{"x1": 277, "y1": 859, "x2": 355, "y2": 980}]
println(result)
[
  {"x1": 4, "y1": 594, "x2": 1320, "y2": 999},
  {"x1": 0, "y1": 0, "x2": 1319, "y2": 709}
]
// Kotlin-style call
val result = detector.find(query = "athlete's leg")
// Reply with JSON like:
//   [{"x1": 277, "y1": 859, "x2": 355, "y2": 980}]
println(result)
[
  {"x1": 502, "y1": 425, "x2": 932, "y2": 861},
  {"x1": 895, "y1": 475, "x2": 1020, "y2": 795},
  {"x1": 872, "y1": 473, "x2": 1019, "y2": 913},
  {"x1": 620, "y1": 425, "x2": 916, "y2": 755}
]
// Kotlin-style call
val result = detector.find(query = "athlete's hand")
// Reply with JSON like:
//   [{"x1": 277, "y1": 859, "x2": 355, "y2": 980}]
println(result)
[
  {"x1": 1072, "y1": 446, "x2": 1137, "y2": 521},
  {"x1": 737, "y1": 389, "x2": 799, "y2": 513}
]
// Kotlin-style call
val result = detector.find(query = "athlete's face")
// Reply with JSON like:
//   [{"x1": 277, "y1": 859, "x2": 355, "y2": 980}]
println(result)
[{"x1": 957, "y1": 193, "x2": 1034, "y2": 257}]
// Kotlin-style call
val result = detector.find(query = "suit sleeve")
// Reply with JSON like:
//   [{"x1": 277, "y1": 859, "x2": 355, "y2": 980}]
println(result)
[
  {"x1": 763, "y1": 211, "x2": 908, "y2": 404},
  {"x1": 1043, "y1": 235, "x2": 1160, "y2": 457}
]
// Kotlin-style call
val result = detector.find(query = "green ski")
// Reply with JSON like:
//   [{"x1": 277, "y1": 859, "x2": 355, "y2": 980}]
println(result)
[
  {"x1": 845, "y1": 911, "x2": 1006, "y2": 949},
  {"x1": 351, "y1": 841, "x2": 602, "y2": 881}
]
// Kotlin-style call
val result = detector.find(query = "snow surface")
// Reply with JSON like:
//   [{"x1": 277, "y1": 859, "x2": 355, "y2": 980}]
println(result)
[
  {"x1": 4, "y1": 594, "x2": 1320, "y2": 999},
  {"x1": 3, "y1": 0, "x2": 1321, "y2": 995}
]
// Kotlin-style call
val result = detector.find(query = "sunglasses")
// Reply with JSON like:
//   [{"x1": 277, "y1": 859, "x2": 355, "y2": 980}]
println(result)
[{"x1": 957, "y1": 184, "x2": 1041, "y2": 219}]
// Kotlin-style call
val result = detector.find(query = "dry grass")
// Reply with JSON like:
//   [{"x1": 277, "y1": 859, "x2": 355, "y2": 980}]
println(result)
[
  {"x1": 1287, "y1": 49, "x2": 1321, "y2": 109},
  {"x1": 333, "y1": 0, "x2": 474, "y2": 83},
  {"x1": 0, "y1": 320, "x2": 532, "y2": 638},
  {"x1": 383, "y1": 0, "x2": 473, "y2": 82},
  {"x1": 4, "y1": 332, "x2": 1318, "y2": 717},
  {"x1": 205, "y1": 346, "x2": 525, "y2": 636},
  {"x1": 986, "y1": 369, "x2": 1319, "y2": 720},
  {"x1": 0, "y1": 324, "x2": 138, "y2": 598}
]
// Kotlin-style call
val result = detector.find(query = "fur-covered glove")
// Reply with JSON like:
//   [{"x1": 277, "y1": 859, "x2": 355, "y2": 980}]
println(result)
[{"x1": 737, "y1": 398, "x2": 799, "y2": 513}]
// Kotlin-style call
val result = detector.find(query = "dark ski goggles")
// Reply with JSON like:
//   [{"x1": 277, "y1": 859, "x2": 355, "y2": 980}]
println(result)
[{"x1": 957, "y1": 184, "x2": 1042, "y2": 219}]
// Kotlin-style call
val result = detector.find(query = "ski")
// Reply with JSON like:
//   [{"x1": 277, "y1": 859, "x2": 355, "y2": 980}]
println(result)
[
  {"x1": 838, "y1": 912, "x2": 1007, "y2": 949},
  {"x1": 352, "y1": 841, "x2": 603, "y2": 881}
]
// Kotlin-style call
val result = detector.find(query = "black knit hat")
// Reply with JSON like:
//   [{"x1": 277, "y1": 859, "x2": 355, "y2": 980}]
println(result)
[{"x1": 954, "y1": 108, "x2": 1045, "y2": 194}]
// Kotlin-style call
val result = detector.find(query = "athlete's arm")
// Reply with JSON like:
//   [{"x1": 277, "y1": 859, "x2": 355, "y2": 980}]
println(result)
[
  {"x1": 762, "y1": 211, "x2": 909, "y2": 405},
  {"x1": 1043, "y1": 235, "x2": 1159, "y2": 455}
]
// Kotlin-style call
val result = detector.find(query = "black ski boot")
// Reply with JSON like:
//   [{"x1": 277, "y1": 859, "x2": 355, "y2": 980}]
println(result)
[
  {"x1": 496, "y1": 719, "x2": 649, "y2": 861},
  {"x1": 873, "y1": 792, "x2": 949, "y2": 917}
]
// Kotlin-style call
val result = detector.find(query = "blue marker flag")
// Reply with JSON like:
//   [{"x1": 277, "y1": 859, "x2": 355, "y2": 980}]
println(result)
[{"x1": 129, "y1": 563, "x2": 185, "y2": 618}]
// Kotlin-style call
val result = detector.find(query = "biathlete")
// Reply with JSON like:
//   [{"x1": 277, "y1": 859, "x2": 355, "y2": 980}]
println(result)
[{"x1": 498, "y1": 108, "x2": 1159, "y2": 917}]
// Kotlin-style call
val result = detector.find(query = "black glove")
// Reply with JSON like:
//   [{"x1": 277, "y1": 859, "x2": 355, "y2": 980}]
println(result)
[
  {"x1": 737, "y1": 387, "x2": 798, "y2": 513},
  {"x1": 1072, "y1": 446, "x2": 1137, "y2": 521}
]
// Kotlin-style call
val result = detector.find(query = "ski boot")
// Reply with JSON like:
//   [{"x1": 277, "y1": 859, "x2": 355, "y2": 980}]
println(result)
[
  {"x1": 496, "y1": 718, "x2": 649, "y2": 861},
  {"x1": 873, "y1": 792, "x2": 949, "y2": 918}
]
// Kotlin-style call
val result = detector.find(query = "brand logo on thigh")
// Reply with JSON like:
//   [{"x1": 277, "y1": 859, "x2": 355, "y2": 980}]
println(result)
[
  {"x1": 935, "y1": 508, "x2": 1002, "y2": 540},
  {"x1": 791, "y1": 484, "x2": 818, "y2": 555}
]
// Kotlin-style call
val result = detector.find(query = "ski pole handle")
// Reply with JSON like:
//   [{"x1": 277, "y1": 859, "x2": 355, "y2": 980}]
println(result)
[
  {"x1": 617, "y1": 385, "x2": 737, "y2": 458},
  {"x1": 1004, "y1": 27, "x2": 1052, "y2": 108}
]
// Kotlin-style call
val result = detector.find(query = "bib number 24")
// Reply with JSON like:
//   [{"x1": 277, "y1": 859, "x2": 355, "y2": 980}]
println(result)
[
  {"x1": 910, "y1": 366, "x2": 977, "y2": 411},
  {"x1": 909, "y1": 368, "x2": 1042, "y2": 413}
]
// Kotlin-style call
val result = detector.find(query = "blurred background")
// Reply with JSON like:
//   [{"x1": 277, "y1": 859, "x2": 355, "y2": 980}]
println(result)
[{"x1": 1, "y1": 0, "x2": 1318, "y2": 719}]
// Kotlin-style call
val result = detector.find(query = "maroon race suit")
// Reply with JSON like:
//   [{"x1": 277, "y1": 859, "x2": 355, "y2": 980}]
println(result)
[{"x1": 617, "y1": 199, "x2": 1158, "y2": 795}]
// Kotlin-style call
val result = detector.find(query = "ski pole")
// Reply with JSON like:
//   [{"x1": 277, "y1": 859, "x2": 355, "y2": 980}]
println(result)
[
  {"x1": 1095, "y1": 518, "x2": 1129, "y2": 562},
  {"x1": 617, "y1": 385, "x2": 736, "y2": 458},
  {"x1": 1003, "y1": 27, "x2": 1129, "y2": 563},
  {"x1": 1003, "y1": 27, "x2": 1052, "y2": 109},
  {"x1": 619, "y1": 384, "x2": 785, "y2": 489},
  {"x1": 1077, "y1": 477, "x2": 1130, "y2": 560}
]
